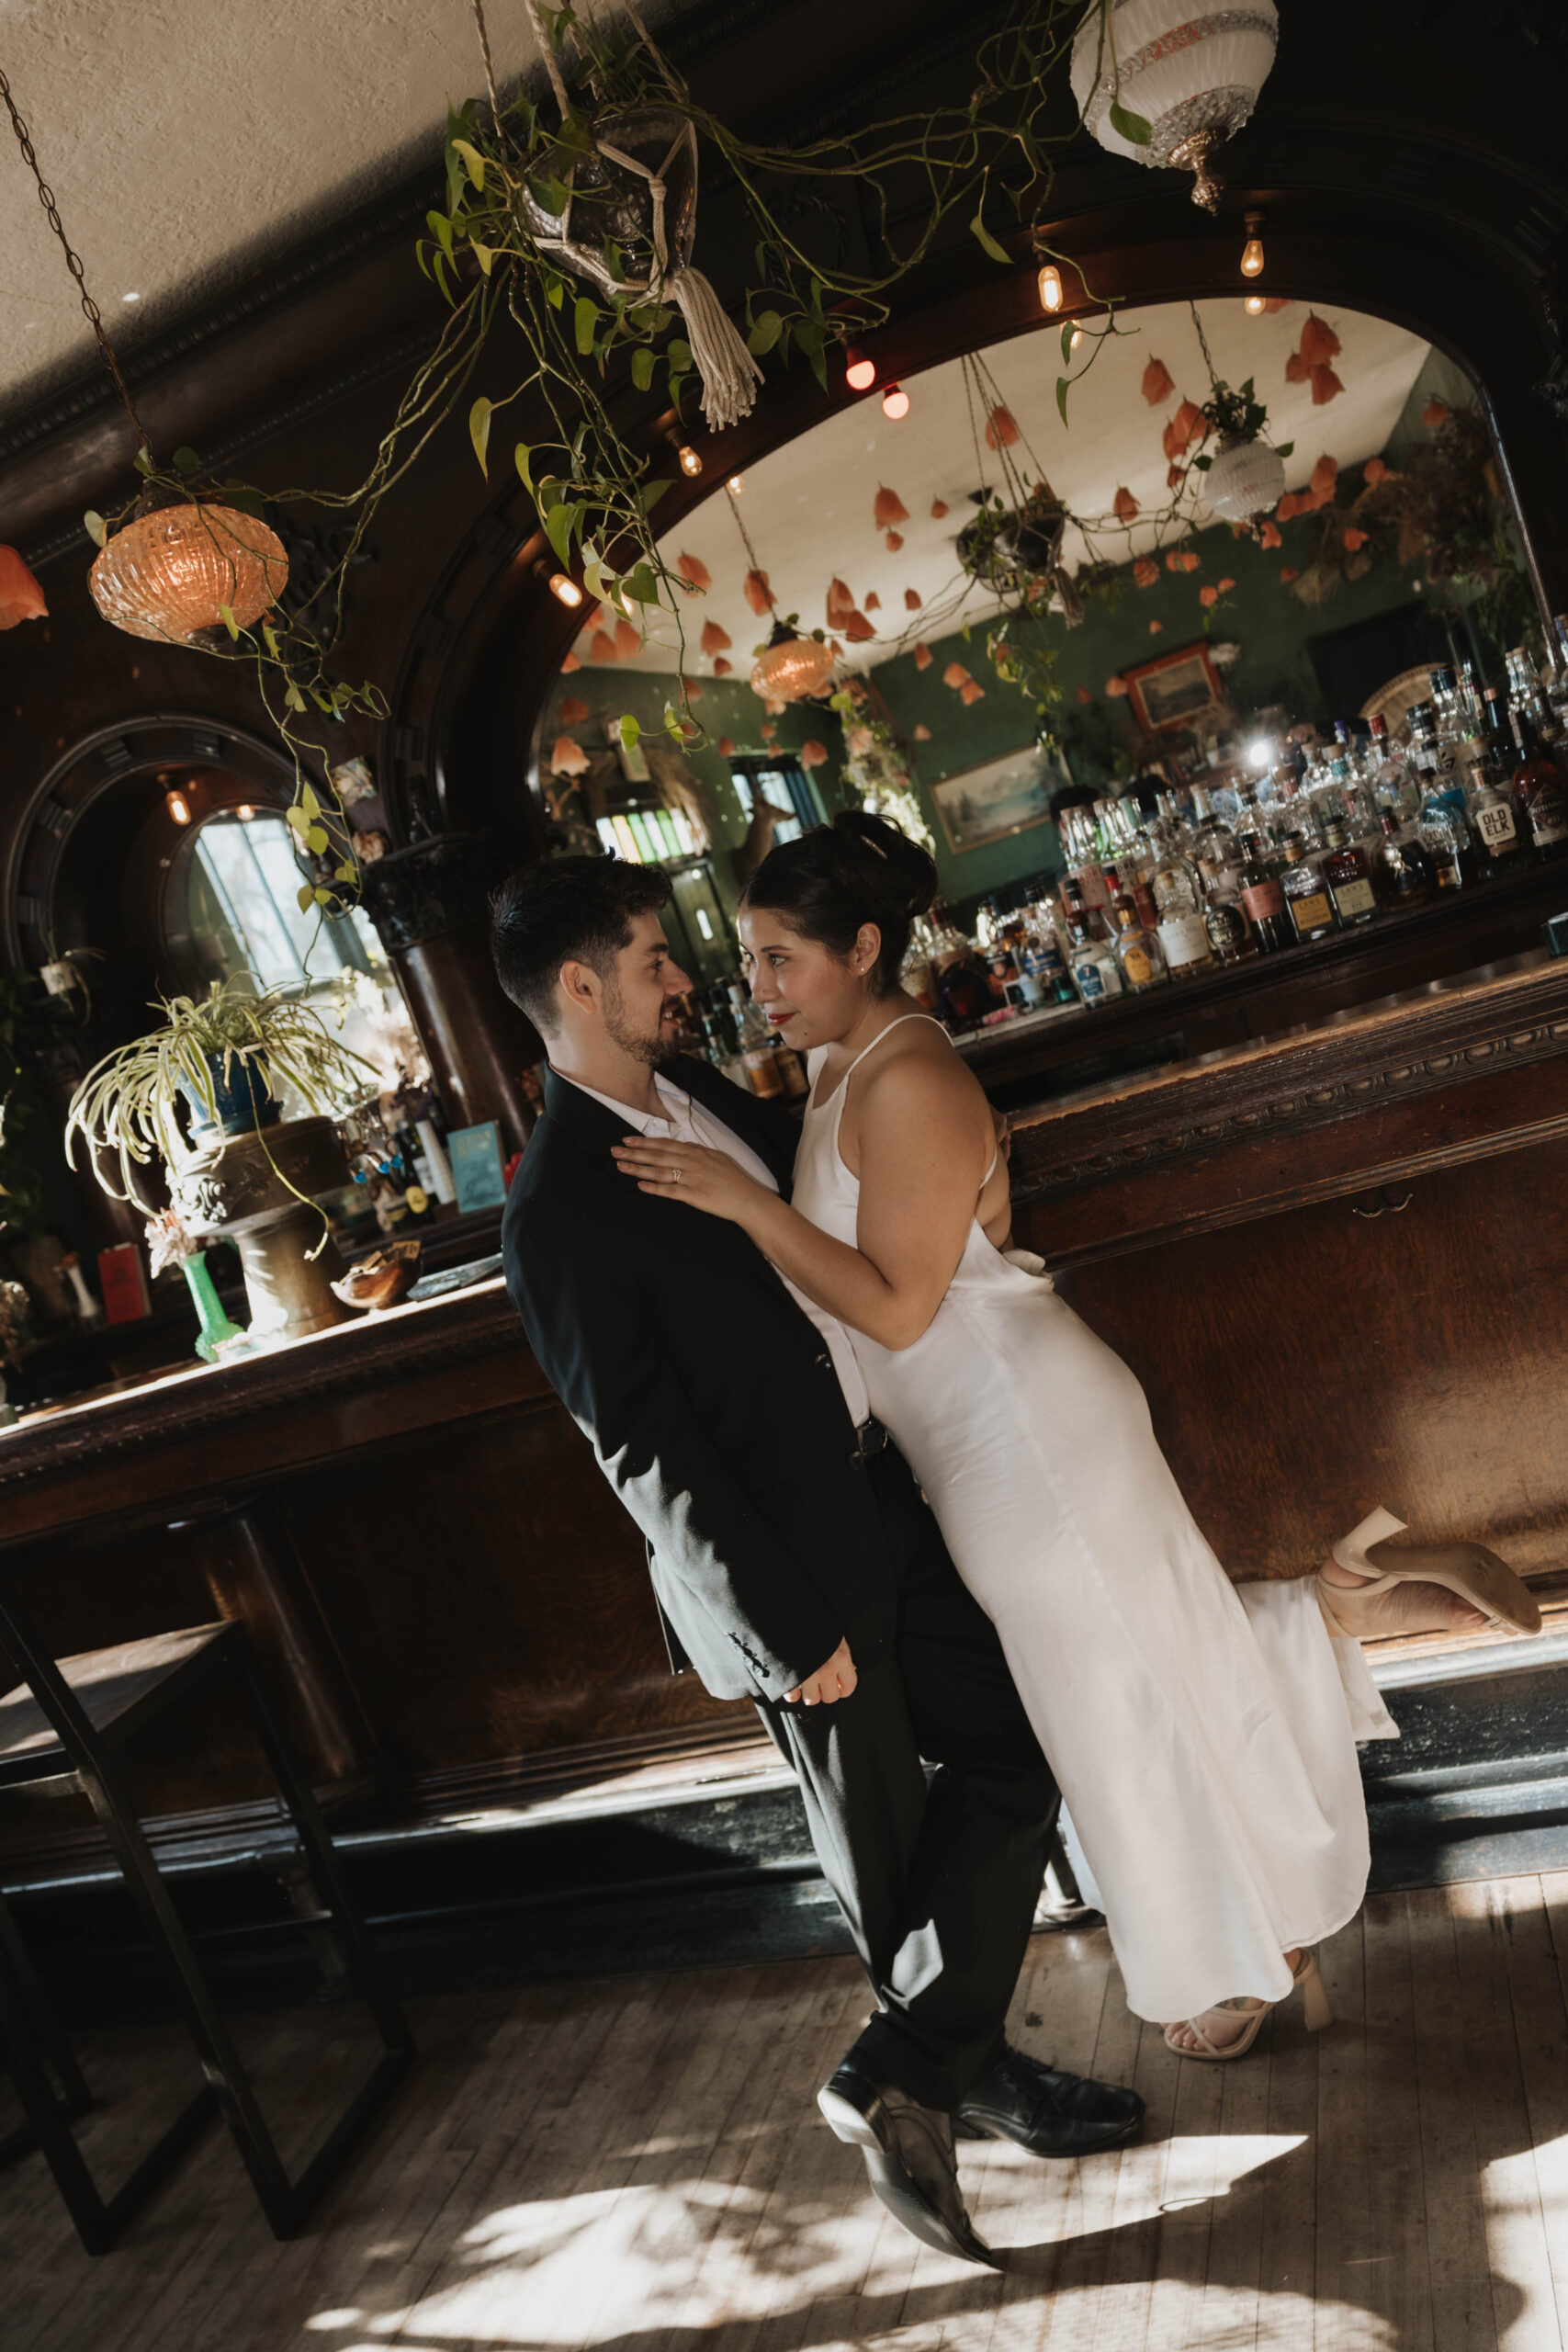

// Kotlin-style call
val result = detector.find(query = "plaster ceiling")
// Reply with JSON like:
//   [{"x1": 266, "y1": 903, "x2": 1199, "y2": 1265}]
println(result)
[
  {"x1": 592, "y1": 297, "x2": 1431, "y2": 682},
  {"x1": 0, "y1": 0, "x2": 673, "y2": 417}
]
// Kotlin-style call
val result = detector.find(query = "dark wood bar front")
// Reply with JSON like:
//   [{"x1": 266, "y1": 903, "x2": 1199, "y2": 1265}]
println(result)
[{"x1": 4, "y1": 935, "x2": 1566, "y2": 1906}]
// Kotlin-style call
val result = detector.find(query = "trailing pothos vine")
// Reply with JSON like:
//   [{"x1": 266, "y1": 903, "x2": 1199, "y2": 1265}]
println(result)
[{"x1": 54, "y1": 0, "x2": 1146, "y2": 898}]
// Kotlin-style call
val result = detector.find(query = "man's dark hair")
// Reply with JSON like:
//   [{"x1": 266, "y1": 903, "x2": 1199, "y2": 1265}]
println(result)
[{"x1": 491, "y1": 856, "x2": 672, "y2": 1035}]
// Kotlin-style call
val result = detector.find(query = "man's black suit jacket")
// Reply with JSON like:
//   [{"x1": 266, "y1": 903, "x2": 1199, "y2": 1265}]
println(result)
[{"x1": 501, "y1": 1057, "x2": 897, "y2": 1703}]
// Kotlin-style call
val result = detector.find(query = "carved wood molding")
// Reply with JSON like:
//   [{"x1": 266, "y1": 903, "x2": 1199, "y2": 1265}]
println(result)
[{"x1": 1010, "y1": 957, "x2": 1568, "y2": 1204}]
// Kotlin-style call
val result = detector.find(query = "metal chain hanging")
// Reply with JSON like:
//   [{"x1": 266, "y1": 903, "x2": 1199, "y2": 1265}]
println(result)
[{"x1": 0, "y1": 63, "x2": 152, "y2": 455}]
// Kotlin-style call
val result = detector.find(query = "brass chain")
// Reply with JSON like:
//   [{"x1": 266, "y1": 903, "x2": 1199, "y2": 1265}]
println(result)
[{"x1": 0, "y1": 62, "x2": 152, "y2": 453}]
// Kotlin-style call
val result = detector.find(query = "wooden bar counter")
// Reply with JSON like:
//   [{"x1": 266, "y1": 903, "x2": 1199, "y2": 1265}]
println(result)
[{"x1": 3, "y1": 933, "x2": 1568, "y2": 1894}]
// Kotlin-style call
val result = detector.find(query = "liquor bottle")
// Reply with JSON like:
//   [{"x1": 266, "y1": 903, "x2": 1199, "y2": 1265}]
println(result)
[
  {"x1": 1021, "y1": 888, "x2": 1077, "y2": 1005},
  {"x1": 1429, "y1": 663, "x2": 1485, "y2": 787},
  {"x1": 1058, "y1": 807, "x2": 1111, "y2": 911},
  {"x1": 1319, "y1": 821, "x2": 1380, "y2": 927},
  {"x1": 1201, "y1": 865, "x2": 1255, "y2": 964},
  {"x1": 1151, "y1": 858, "x2": 1215, "y2": 978},
  {"x1": 1235, "y1": 831, "x2": 1293, "y2": 952},
  {"x1": 1367, "y1": 717, "x2": 1418, "y2": 820},
  {"x1": 729, "y1": 982, "x2": 784, "y2": 1098},
  {"x1": 1508, "y1": 705, "x2": 1568, "y2": 860},
  {"x1": 1371, "y1": 810, "x2": 1434, "y2": 908},
  {"x1": 1187, "y1": 786, "x2": 1235, "y2": 890},
  {"x1": 771, "y1": 1035, "x2": 811, "y2": 1098},
  {"x1": 1278, "y1": 839, "x2": 1339, "y2": 944},
  {"x1": 1111, "y1": 900, "x2": 1168, "y2": 993},
  {"x1": 1466, "y1": 718, "x2": 1526, "y2": 873},
  {"x1": 1060, "y1": 879, "x2": 1123, "y2": 1007}
]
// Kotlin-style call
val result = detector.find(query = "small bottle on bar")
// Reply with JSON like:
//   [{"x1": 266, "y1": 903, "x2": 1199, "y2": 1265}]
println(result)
[
  {"x1": 1235, "y1": 831, "x2": 1293, "y2": 952},
  {"x1": 1278, "y1": 839, "x2": 1339, "y2": 943},
  {"x1": 1320, "y1": 820, "x2": 1380, "y2": 926}
]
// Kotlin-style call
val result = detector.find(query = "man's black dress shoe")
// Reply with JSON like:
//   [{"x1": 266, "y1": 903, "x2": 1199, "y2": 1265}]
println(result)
[
  {"x1": 953, "y1": 2044, "x2": 1144, "y2": 2156},
  {"x1": 818, "y1": 2055, "x2": 998, "y2": 2267}
]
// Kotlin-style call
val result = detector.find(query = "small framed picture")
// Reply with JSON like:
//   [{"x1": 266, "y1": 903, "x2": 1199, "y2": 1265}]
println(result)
[
  {"x1": 446, "y1": 1121, "x2": 509, "y2": 1215},
  {"x1": 1122, "y1": 642, "x2": 1227, "y2": 735},
  {"x1": 927, "y1": 746, "x2": 1066, "y2": 856}
]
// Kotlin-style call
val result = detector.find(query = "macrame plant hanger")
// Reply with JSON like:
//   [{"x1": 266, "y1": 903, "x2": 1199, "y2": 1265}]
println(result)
[{"x1": 515, "y1": 0, "x2": 764, "y2": 431}]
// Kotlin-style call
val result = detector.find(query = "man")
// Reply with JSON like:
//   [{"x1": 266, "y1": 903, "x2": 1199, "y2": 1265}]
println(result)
[{"x1": 493, "y1": 856, "x2": 1141, "y2": 2265}]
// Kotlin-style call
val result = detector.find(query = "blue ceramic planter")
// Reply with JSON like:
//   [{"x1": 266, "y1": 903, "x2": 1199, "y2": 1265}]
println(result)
[{"x1": 182, "y1": 1052, "x2": 281, "y2": 1139}]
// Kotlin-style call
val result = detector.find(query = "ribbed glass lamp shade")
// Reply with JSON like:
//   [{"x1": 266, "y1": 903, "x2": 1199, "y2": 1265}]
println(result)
[
  {"x1": 1206, "y1": 437, "x2": 1286, "y2": 523},
  {"x1": 89, "y1": 504, "x2": 288, "y2": 644},
  {"x1": 1071, "y1": 1, "x2": 1278, "y2": 192},
  {"x1": 750, "y1": 628, "x2": 837, "y2": 703}
]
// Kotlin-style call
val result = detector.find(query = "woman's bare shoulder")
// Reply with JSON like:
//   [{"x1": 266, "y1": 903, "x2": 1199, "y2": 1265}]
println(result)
[{"x1": 854, "y1": 1020, "x2": 989, "y2": 1126}]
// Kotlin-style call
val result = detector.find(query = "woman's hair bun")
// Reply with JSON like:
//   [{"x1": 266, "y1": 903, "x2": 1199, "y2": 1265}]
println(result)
[{"x1": 739, "y1": 805, "x2": 939, "y2": 994}]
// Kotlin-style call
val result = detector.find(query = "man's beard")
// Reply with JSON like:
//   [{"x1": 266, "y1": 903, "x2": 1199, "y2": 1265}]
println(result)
[{"x1": 602, "y1": 981, "x2": 680, "y2": 1069}]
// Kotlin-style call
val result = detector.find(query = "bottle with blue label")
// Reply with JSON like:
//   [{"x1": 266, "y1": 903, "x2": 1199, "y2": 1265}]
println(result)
[{"x1": 1060, "y1": 878, "x2": 1122, "y2": 1008}]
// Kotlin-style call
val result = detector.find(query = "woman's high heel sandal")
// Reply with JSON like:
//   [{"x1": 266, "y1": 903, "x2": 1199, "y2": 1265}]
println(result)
[
  {"x1": 1316, "y1": 1506, "x2": 1541, "y2": 1640},
  {"x1": 1164, "y1": 1949, "x2": 1332, "y2": 2063}
]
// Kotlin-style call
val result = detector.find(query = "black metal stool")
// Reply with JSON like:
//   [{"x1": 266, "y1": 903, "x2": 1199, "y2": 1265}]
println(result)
[{"x1": 0, "y1": 1606, "x2": 413, "y2": 2253}]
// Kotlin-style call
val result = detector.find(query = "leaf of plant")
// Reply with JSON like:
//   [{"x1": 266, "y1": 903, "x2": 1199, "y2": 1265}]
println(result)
[
  {"x1": 285, "y1": 684, "x2": 307, "y2": 712},
  {"x1": 1061, "y1": 323, "x2": 1075, "y2": 366},
  {"x1": 219, "y1": 602, "x2": 239, "y2": 641},
  {"x1": 969, "y1": 209, "x2": 1011, "y2": 266},
  {"x1": 469, "y1": 237, "x2": 495, "y2": 277},
  {"x1": 469, "y1": 396, "x2": 492, "y2": 477},
  {"x1": 574, "y1": 295, "x2": 598, "y2": 356},
  {"x1": 133, "y1": 446, "x2": 153, "y2": 478},
  {"x1": 514, "y1": 442, "x2": 535, "y2": 492},
  {"x1": 1193, "y1": 453, "x2": 1213, "y2": 471},
  {"x1": 263, "y1": 624, "x2": 279, "y2": 657},
  {"x1": 630, "y1": 346, "x2": 655, "y2": 391},
  {"x1": 1056, "y1": 376, "x2": 1071, "y2": 426},
  {"x1": 451, "y1": 138, "x2": 487, "y2": 192},
  {"x1": 619, "y1": 715, "x2": 641, "y2": 751},
  {"x1": 663, "y1": 703, "x2": 683, "y2": 741},
  {"x1": 173, "y1": 446, "x2": 202, "y2": 477},
  {"x1": 426, "y1": 209, "x2": 456, "y2": 260},
  {"x1": 297, "y1": 884, "x2": 315, "y2": 913},
  {"x1": 301, "y1": 782, "x2": 321, "y2": 820},
  {"x1": 1275, "y1": 441, "x2": 1294, "y2": 458},
  {"x1": 637, "y1": 479, "x2": 672, "y2": 514},
  {"x1": 667, "y1": 337, "x2": 693, "y2": 370},
  {"x1": 302, "y1": 824, "x2": 327, "y2": 854},
  {"x1": 747, "y1": 310, "x2": 783, "y2": 356},
  {"x1": 1108, "y1": 100, "x2": 1152, "y2": 145},
  {"x1": 545, "y1": 498, "x2": 576, "y2": 568},
  {"x1": 84, "y1": 510, "x2": 107, "y2": 548},
  {"x1": 334, "y1": 862, "x2": 358, "y2": 884},
  {"x1": 623, "y1": 561, "x2": 660, "y2": 605},
  {"x1": 314, "y1": 888, "x2": 333, "y2": 906}
]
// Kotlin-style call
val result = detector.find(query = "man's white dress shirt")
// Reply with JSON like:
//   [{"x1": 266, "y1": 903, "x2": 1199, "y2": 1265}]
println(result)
[{"x1": 558, "y1": 1069, "x2": 872, "y2": 1427}]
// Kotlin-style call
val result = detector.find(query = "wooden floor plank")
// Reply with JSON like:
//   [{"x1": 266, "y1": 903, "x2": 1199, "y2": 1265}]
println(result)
[
  {"x1": 1525, "y1": 1875, "x2": 1568, "y2": 2348},
  {"x1": 1314, "y1": 1915, "x2": 1371, "y2": 2352},
  {"x1": 1407, "y1": 1883, "x2": 1496, "y2": 2352},
  {"x1": 1361, "y1": 1890, "x2": 1436, "y2": 2352},
  {"x1": 1194, "y1": 1995, "x2": 1277, "y2": 2352},
  {"x1": 1450, "y1": 1879, "x2": 1563, "y2": 2352}
]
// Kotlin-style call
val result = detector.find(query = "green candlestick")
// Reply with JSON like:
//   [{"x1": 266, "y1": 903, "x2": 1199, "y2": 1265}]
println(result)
[{"x1": 183, "y1": 1250, "x2": 247, "y2": 1363}]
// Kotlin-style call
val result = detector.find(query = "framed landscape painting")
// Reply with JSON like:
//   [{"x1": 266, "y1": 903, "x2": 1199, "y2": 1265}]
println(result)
[
  {"x1": 1123, "y1": 641, "x2": 1226, "y2": 735},
  {"x1": 928, "y1": 746, "x2": 1065, "y2": 855}
]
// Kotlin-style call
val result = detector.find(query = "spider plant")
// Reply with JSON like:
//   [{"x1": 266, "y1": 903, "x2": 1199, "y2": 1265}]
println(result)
[{"x1": 65, "y1": 973, "x2": 377, "y2": 1204}]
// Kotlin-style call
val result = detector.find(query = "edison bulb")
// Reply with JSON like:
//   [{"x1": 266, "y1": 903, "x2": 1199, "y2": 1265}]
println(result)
[
  {"x1": 1245, "y1": 291, "x2": 1267, "y2": 315},
  {"x1": 845, "y1": 347, "x2": 875, "y2": 391},
  {"x1": 1240, "y1": 237, "x2": 1265, "y2": 277},
  {"x1": 1038, "y1": 264, "x2": 1063, "y2": 312},
  {"x1": 548, "y1": 573, "x2": 584, "y2": 607},
  {"x1": 728, "y1": 474, "x2": 744, "y2": 494},
  {"x1": 882, "y1": 383, "x2": 909, "y2": 420},
  {"x1": 165, "y1": 788, "x2": 192, "y2": 825},
  {"x1": 676, "y1": 445, "x2": 703, "y2": 478}
]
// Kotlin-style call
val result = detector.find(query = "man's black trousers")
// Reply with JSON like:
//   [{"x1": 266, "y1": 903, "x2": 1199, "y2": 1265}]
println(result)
[{"x1": 758, "y1": 1441, "x2": 1059, "y2": 2111}]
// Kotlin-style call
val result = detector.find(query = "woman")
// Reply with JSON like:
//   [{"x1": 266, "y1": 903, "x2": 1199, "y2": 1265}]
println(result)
[{"x1": 613, "y1": 813, "x2": 1539, "y2": 2057}]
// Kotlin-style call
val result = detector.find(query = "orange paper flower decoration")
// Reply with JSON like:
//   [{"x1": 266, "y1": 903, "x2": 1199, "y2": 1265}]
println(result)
[
  {"x1": 550, "y1": 735, "x2": 589, "y2": 775},
  {"x1": 1149, "y1": 619, "x2": 1164, "y2": 633},
  {"x1": 904, "y1": 587, "x2": 922, "y2": 611},
  {"x1": 885, "y1": 532, "x2": 904, "y2": 552},
  {"x1": 1162, "y1": 401, "x2": 1206, "y2": 460},
  {"x1": 1263, "y1": 297, "x2": 1293, "y2": 313},
  {"x1": 677, "y1": 552, "x2": 712, "y2": 592},
  {"x1": 1310, "y1": 455, "x2": 1339, "y2": 496},
  {"x1": 1276, "y1": 492, "x2": 1302, "y2": 523},
  {"x1": 800, "y1": 740, "x2": 829, "y2": 769},
  {"x1": 863, "y1": 591, "x2": 881, "y2": 611},
  {"x1": 874, "y1": 486, "x2": 910, "y2": 529},
  {"x1": 1142, "y1": 358, "x2": 1175, "y2": 407},
  {"x1": 1106, "y1": 675, "x2": 1129, "y2": 697},
  {"x1": 761, "y1": 722, "x2": 777, "y2": 741},
  {"x1": 613, "y1": 616, "x2": 641, "y2": 659},
  {"x1": 1179, "y1": 550, "x2": 1201, "y2": 573},
  {"x1": 1422, "y1": 398, "x2": 1451, "y2": 432},
  {"x1": 716, "y1": 736, "x2": 736, "y2": 756},
  {"x1": 589, "y1": 629, "x2": 617, "y2": 662},
  {"x1": 89, "y1": 504, "x2": 288, "y2": 644},
  {"x1": 1284, "y1": 352, "x2": 1311, "y2": 385},
  {"x1": 1363, "y1": 457, "x2": 1390, "y2": 485},
  {"x1": 0, "y1": 547, "x2": 48, "y2": 628},
  {"x1": 984, "y1": 406, "x2": 1020, "y2": 450},
  {"x1": 743, "y1": 570, "x2": 774, "y2": 616},
  {"x1": 713, "y1": 657, "x2": 732, "y2": 677},
  {"x1": 1165, "y1": 550, "x2": 1181, "y2": 572},
  {"x1": 560, "y1": 650, "x2": 581, "y2": 673},
  {"x1": 700, "y1": 618, "x2": 732, "y2": 653},
  {"x1": 1217, "y1": 576, "x2": 1235, "y2": 593},
  {"x1": 1077, "y1": 686, "x2": 1092, "y2": 705},
  {"x1": 1258, "y1": 520, "x2": 1282, "y2": 549},
  {"x1": 1168, "y1": 465, "x2": 1187, "y2": 491},
  {"x1": 1199, "y1": 585, "x2": 1218, "y2": 608},
  {"x1": 1280, "y1": 566, "x2": 1299, "y2": 583},
  {"x1": 826, "y1": 578, "x2": 859, "y2": 630},
  {"x1": 942, "y1": 661, "x2": 972, "y2": 688},
  {"x1": 1310, "y1": 365, "x2": 1345, "y2": 406},
  {"x1": 682, "y1": 676, "x2": 705, "y2": 701},
  {"x1": 1299, "y1": 314, "x2": 1342, "y2": 366},
  {"x1": 1343, "y1": 527, "x2": 1369, "y2": 551},
  {"x1": 959, "y1": 680, "x2": 986, "y2": 705},
  {"x1": 931, "y1": 499, "x2": 950, "y2": 519},
  {"x1": 1134, "y1": 558, "x2": 1159, "y2": 588},
  {"x1": 1112, "y1": 486, "x2": 1139, "y2": 525},
  {"x1": 914, "y1": 643, "x2": 932, "y2": 671},
  {"x1": 557, "y1": 695, "x2": 589, "y2": 725},
  {"x1": 913, "y1": 722, "x2": 932, "y2": 741},
  {"x1": 843, "y1": 611, "x2": 877, "y2": 642}
]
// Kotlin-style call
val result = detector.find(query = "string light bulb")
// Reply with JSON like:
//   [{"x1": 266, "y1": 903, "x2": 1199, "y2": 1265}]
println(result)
[
  {"x1": 844, "y1": 347, "x2": 875, "y2": 391},
  {"x1": 235, "y1": 804, "x2": 255, "y2": 821},
  {"x1": 676, "y1": 445, "x2": 703, "y2": 478},
  {"x1": 1240, "y1": 210, "x2": 1265, "y2": 277},
  {"x1": 165, "y1": 787, "x2": 192, "y2": 826},
  {"x1": 1244, "y1": 291, "x2": 1267, "y2": 315},
  {"x1": 882, "y1": 383, "x2": 909, "y2": 420},
  {"x1": 727, "y1": 474, "x2": 744, "y2": 494},
  {"x1": 1038, "y1": 264, "x2": 1064, "y2": 312},
  {"x1": 548, "y1": 572, "x2": 583, "y2": 607}
]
